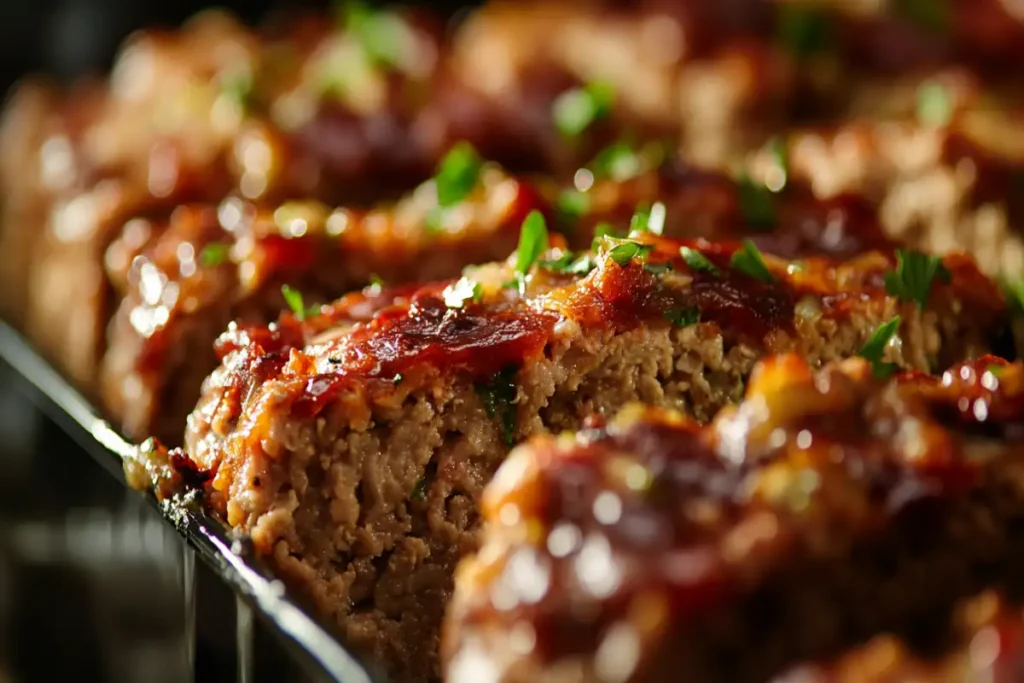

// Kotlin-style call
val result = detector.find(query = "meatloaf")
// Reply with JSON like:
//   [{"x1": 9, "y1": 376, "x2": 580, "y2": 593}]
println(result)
[
  {"x1": 100, "y1": 161, "x2": 545, "y2": 445},
  {"x1": 775, "y1": 591, "x2": 1024, "y2": 682},
  {"x1": 180, "y1": 227, "x2": 1009, "y2": 682},
  {"x1": 746, "y1": 104, "x2": 1024, "y2": 280},
  {"x1": 443, "y1": 354, "x2": 1024, "y2": 683}
]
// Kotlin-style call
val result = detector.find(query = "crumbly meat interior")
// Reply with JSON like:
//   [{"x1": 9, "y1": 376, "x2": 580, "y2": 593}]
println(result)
[{"x1": 185, "y1": 235, "x2": 1009, "y2": 682}]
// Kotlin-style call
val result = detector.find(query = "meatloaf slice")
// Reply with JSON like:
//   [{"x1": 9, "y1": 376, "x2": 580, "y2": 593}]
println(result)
[
  {"x1": 182, "y1": 230, "x2": 1009, "y2": 682},
  {"x1": 100, "y1": 163, "x2": 545, "y2": 445},
  {"x1": 775, "y1": 591, "x2": 1024, "y2": 682},
  {"x1": 746, "y1": 109, "x2": 1024, "y2": 279},
  {"x1": 443, "y1": 355, "x2": 1024, "y2": 683}
]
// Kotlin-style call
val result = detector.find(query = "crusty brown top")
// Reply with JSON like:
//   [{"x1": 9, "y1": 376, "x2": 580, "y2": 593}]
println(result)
[{"x1": 443, "y1": 354, "x2": 1024, "y2": 676}]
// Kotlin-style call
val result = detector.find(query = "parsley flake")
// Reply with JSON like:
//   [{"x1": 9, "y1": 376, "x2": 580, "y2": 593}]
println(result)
[
  {"x1": 434, "y1": 142, "x2": 483, "y2": 208},
  {"x1": 730, "y1": 240, "x2": 774, "y2": 283},
  {"x1": 884, "y1": 249, "x2": 950, "y2": 309},
  {"x1": 443, "y1": 277, "x2": 483, "y2": 309},
  {"x1": 552, "y1": 81, "x2": 615, "y2": 138},
  {"x1": 629, "y1": 202, "x2": 667, "y2": 236},
  {"x1": 590, "y1": 222, "x2": 621, "y2": 251},
  {"x1": 588, "y1": 139, "x2": 670, "y2": 182},
  {"x1": 917, "y1": 82, "x2": 953, "y2": 127},
  {"x1": 664, "y1": 306, "x2": 700, "y2": 328},
  {"x1": 514, "y1": 211, "x2": 549, "y2": 293},
  {"x1": 606, "y1": 240, "x2": 655, "y2": 267},
  {"x1": 219, "y1": 68, "x2": 254, "y2": 111},
  {"x1": 737, "y1": 172, "x2": 776, "y2": 230},
  {"x1": 281, "y1": 285, "x2": 321, "y2": 321},
  {"x1": 860, "y1": 316, "x2": 902, "y2": 379},
  {"x1": 680, "y1": 247, "x2": 721, "y2": 276},
  {"x1": 1005, "y1": 279, "x2": 1024, "y2": 316},
  {"x1": 369, "y1": 273, "x2": 385, "y2": 288},
  {"x1": 539, "y1": 252, "x2": 597, "y2": 276},
  {"x1": 411, "y1": 477, "x2": 427, "y2": 501},
  {"x1": 643, "y1": 261, "x2": 673, "y2": 275},
  {"x1": 476, "y1": 365, "x2": 519, "y2": 446},
  {"x1": 199, "y1": 242, "x2": 230, "y2": 268},
  {"x1": 393, "y1": 373, "x2": 404, "y2": 385},
  {"x1": 341, "y1": 1, "x2": 408, "y2": 69}
]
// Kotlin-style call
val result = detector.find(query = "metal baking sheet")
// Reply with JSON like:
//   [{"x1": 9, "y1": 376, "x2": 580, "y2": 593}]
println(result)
[{"x1": 0, "y1": 320, "x2": 385, "y2": 683}]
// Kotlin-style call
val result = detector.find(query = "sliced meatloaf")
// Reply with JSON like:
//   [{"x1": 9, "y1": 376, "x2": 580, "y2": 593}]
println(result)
[
  {"x1": 775, "y1": 591, "x2": 1024, "y2": 682},
  {"x1": 746, "y1": 108, "x2": 1024, "y2": 279},
  {"x1": 180, "y1": 230, "x2": 1009, "y2": 682},
  {"x1": 100, "y1": 163, "x2": 545, "y2": 445},
  {"x1": 443, "y1": 355, "x2": 1024, "y2": 683}
]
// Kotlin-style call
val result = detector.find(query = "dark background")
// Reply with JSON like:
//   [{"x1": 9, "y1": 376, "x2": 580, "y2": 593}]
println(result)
[{"x1": 0, "y1": 4, "x2": 474, "y2": 682}]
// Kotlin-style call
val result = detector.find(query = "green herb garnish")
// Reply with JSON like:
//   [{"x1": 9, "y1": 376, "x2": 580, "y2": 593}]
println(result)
[
  {"x1": 369, "y1": 273, "x2": 385, "y2": 288},
  {"x1": 860, "y1": 316, "x2": 902, "y2": 379},
  {"x1": 766, "y1": 136, "x2": 789, "y2": 190},
  {"x1": 199, "y1": 243, "x2": 230, "y2": 268},
  {"x1": 411, "y1": 477, "x2": 427, "y2": 501},
  {"x1": 680, "y1": 247, "x2": 721, "y2": 276},
  {"x1": 737, "y1": 172, "x2": 776, "y2": 230},
  {"x1": 393, "y1": 373, "x2": 404, "y2": 385},
  {"x1": 552, "y1": 81, "x2": 615, "y2": 138},
  {"x1": 443, "y1": 277, "x2": 483, "y2": 309},
  {"x1": 539, "y1": 252, "x2": 597, "y2": 276},
  {"x1": 629, "y1": 202, "x2": 666, "y2": 236},
  {"x1": 219, "y1": 68, "x2": 254, "y2": 111},
  {"x1": 664, "y1": 306, "x2": 700, "y2": 328},
  {"x1": 435, "y1": 142, "x2": 483, "y2": 208},
  {"x1": 590, "y1": 221, "x2": 620, "y2": 251},
  {"x1": 341, "y1": 1, "x2": 407, "y2": 68},
  {"x1": 917, "y1": 82, "x2": 953, "y2": 127},
  {"x1": 777, "y1": 6, "x2": 832, "y2": 59},
  {"x1": 512, "y1": 211, "x2": 549, "y2": 293},
  {"x1": 884, "y1": 249, "x2": 950, "y2": 309},
  {"x1": 643, "y1": 261, "x2": 673, "y2": 275},
  {"x1": 476, "y1": 365, "x2": 519, "y2": 446},
  {"x1": 730, "y1": 240, "x2": 774, "y2": 283},
  {"x1": 281, "y1": 285, "x2": 321, "y2": 321},
  {"x1": 1005, "y1": 279, "x2": 1024, "y2": 316},
  {"x1": 606, "y1": 240, "x2": 655, "y2": 267}
]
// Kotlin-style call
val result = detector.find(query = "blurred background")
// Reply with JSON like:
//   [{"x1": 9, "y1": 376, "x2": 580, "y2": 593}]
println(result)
[{"x1": 0, "y1": 3, "x2": 451, "y2": 682}]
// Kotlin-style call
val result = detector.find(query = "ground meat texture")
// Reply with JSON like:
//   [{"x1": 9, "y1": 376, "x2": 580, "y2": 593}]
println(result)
[
  {"x1": 183, "y1": 232, "x2": 1009, "y2": 683},
  {"x1": 100, "y1": 164, "x2": 545, "y2": 445},
  {"x1": 775, "y1": 591, "x2": 1024, "y2": 682},
  {"x1": 746, "y1": 110, "x2": 1024, "y2": 281},
  {"x1": 443, "y1": 355, "x2": 1024, "y2": 683}
]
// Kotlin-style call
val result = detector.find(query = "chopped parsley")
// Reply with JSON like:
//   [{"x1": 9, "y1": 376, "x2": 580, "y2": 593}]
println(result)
[
  {"x1": 680, "y1": 247, "x2": 721, "y2": 276},
  {"x1": 860, "y1": 316, "x2": 902, "y2": 379},
  {"x1": 341, "y1": 1, "x2": 408, "y2": 69},
  {"x1": 730, "y1": 240, "x2": 774, "y2": 283},
  {"x1": 411, "y1": 477, "x2": 427, "y2": 501},
  {"x1": 281, "y1": 285, "x2": 321, "y2": 321},
  {"x1": 369, "y1": 273, "x2": 385, "y2": 288},
  {"x1": 199, "y1": 242, "x2": 230, "y2": 268},
  {"x1": 512, "y1": 211, "x2": 549, "y2": 293},
  {"x1": 737, "y1": 172, "x2": 776, "y2": 230},
  {"x1": 629, "y1": 202, "x2": 666, "y2": 236},
  {"x1": 643, "y1": 261, "x2": 673, "y2": 275},
  {"x1": 606, "y1": 240, "x2": 655, "y2": 267},
  {"x1": 393, "y1": 373, "x2": 404, "y2": 385},
  {"x1": 443, "y1": 277, "x2": 483, "y2": 309},
  {"x1": 552, "y1": 81, "x2": 615, "y2": 138},
  {"x1": 590, "y1": 222, "x2": 621, "y2": 250},
  {"x1": 883, "y1": 249, "x2": 950, "y2": 309},
  {"x1": 766, "y1": 136, "x2": 789, "y2": 190},
  {"x1": 893, "y1": 0, "x2": 948, "y2": 35},
  {"x1": 539, "y1": 251, "x2": 597, "y2": 276},
  {"x1": 664, "y1": 306, "x2": 700, "y2": 328},
  {"x1": 588, "y1": 140, "x2": 668, "y2": 181},
  {"x1": 917, "y1": 82, "x2": 953, "y2": 127},
  {"x1": 434, "y1": 142, "x2": 483, "y2": 209},
  {"x1": 476, "y1": 365, "x2": 519, "y2": 446},
  {"x1": 777, "y1": 6, "x2": 832, "y2": 59}
]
